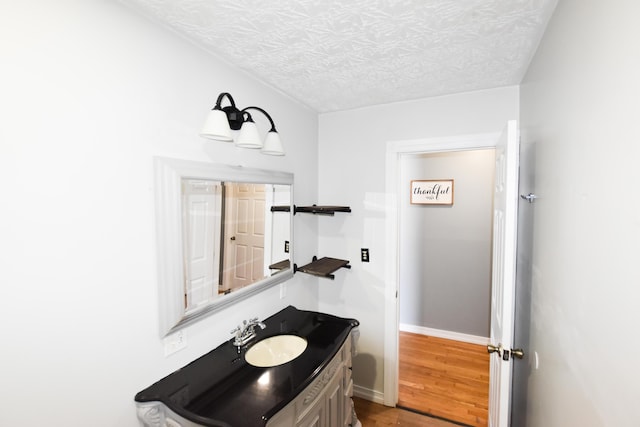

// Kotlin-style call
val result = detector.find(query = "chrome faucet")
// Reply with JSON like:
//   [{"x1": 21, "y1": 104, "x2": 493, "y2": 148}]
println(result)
[{"x1": 230, "y1": 317, "x2": 266, "y2": 349}]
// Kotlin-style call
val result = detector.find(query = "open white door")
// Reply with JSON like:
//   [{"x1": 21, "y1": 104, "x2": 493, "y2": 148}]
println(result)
[
  {"x1": 222, "y1": 183, "x2": 266, "y2": 291},
  {"x1": 182, "y1": 179, "x2": 222, "y2": 311},
  {"x1": 488, "y1": 120, "x2": 519, "y2": 426}
]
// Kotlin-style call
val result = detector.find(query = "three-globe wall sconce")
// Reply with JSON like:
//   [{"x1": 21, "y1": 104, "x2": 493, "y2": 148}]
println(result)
[{"x1": 200, "y1": 92, "x2": 284, "y2": 156}]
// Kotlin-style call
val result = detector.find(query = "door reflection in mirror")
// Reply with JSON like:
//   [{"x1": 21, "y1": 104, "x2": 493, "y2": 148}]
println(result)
[
  {"x1": 181, "y1": 179, "x2": 223, "y2": 312},
  {"x1": 181, "y1": 179, "x2": 291, "y2": 313},
  {"x1": 154, "y1": 157, "x2": 293, "y2": 336},
  {"x1": 222, "y1": 182, "x2": 266, "y2": 294}
]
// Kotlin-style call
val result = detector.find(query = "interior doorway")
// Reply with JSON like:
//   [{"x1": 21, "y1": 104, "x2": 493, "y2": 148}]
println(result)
[
  {"x1": 383, "y1": 132, "x2": 501, "y2": 406},
  {"x1": 384, "y1": 122, "x2": 520, "y2": 427},
  {"x1": 396, "y1": 149, "x2": 495, "y2": 426}
]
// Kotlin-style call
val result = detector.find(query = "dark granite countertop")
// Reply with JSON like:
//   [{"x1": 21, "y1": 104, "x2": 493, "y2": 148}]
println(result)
[{"x1": 135, "y1": 306, "x2": 359, "y2": 427}]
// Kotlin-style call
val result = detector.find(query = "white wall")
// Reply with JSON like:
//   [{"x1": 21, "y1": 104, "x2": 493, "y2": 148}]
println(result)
[
  {"x1": 317, "y1": 87, "x2": 518, "y2": 397},
  {"x1": 0, "y1": 1, "x2": 318, "y2": 426},
  {"x1": 399, "y1": 150, "x2": 495, "y2": 337},
  {"x1": 520, "y1": 0, "x2": 640, "y2": 425}
]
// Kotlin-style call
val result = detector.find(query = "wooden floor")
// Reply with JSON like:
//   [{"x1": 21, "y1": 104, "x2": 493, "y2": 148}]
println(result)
[
  {"x1": 354, "y1": 397, "x2": 461, "y2": 427},
  {"x1": 398, "y1": 332, "x2": 490, "y2": 427}
]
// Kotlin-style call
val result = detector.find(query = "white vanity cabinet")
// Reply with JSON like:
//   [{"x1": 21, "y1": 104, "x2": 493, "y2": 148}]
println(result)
[{"x1": 267, "y1": 331, "x2": 357, "y2": 427}]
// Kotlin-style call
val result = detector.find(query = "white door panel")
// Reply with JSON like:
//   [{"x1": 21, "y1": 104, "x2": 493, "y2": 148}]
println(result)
[{"x1": 182, "y1": 180, "x2": 222, "y2": 311}]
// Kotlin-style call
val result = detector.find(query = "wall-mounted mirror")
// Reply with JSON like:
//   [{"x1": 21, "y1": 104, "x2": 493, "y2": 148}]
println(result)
[{"x1": 154, "y1": 157, "x2": 293, "y2": 336}]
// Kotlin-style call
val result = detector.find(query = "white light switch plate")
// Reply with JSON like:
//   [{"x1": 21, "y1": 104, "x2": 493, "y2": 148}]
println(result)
[{"x1": 164, "y1": 330, "x2": 187, "y2": 356}]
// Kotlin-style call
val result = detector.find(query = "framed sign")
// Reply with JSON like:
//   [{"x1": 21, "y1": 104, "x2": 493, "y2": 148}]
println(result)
[{"x1": 410, "y1": 179, "x2": 454, "y2": 205}]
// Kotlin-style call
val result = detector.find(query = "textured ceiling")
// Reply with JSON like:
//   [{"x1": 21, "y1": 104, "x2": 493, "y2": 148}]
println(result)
[{"x1": 119, "y1": 0, "x2": 557, "y2": 112}]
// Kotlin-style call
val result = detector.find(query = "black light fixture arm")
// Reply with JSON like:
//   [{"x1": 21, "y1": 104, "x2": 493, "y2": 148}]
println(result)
[
  {"x1": 210, "y1": 92, "x2": 245, "y2": 130},
  {"x1": 213, "y1": 92, "x2": 236, "y2": 109},
  {"x1": 241, "y1": 106, "x2": 278, "y2": 132}
]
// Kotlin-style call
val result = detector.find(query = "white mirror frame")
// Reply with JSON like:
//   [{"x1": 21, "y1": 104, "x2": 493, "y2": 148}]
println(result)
[{"x1": 154, "y1": 157, "x2": 294, "y2": 336}]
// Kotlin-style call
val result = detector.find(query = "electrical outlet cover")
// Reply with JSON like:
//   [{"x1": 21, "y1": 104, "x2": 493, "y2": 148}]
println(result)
[{"x1": 164, "y1": 330, "x2": 187, "y2": 356}]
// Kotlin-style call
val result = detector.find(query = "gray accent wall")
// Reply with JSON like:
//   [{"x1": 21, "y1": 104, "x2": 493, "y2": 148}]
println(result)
[{"x1": 399, "y1": 149, "x2": 495, "y2": 337}]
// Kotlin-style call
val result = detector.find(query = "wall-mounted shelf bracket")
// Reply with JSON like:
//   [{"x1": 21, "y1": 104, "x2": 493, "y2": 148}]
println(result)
[
  {"x1": 270, "y1": 205, "x2": 291, "y2": 212},
  {"x1": 294, "y1": 205, "x2": 351, "y2": 216},
  {"x1": 295, "y1": 256, "x2": 351, "y2": 280}
]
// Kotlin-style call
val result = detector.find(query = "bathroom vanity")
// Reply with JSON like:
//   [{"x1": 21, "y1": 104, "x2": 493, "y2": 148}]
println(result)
[{"x1": 135, "y1": 306, "x2": 360, "y2": 427}]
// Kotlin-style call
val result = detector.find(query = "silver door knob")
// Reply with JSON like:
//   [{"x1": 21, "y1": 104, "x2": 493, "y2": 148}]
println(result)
[
  {"x1": 487, "y1": 344, "x2": 502, "y2": 356},
  {"x1": 511, "y1": 348, "x2": 525, "y2": 359}
]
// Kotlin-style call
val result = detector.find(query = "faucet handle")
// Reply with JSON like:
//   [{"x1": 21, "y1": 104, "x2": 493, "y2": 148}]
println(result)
[{"x1": 230, "y1": 325, "x2": 241, "y2": 335}]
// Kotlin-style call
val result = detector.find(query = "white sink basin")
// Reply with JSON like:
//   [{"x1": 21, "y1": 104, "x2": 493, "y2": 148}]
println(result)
[{"x1": 245, "y1": 335, "x2": 308, "y2": 368}]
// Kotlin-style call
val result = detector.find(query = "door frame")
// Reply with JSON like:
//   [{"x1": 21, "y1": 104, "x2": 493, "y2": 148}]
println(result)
[{"x1": 383, "y1": 131, "x2": 501, "y2": 406}]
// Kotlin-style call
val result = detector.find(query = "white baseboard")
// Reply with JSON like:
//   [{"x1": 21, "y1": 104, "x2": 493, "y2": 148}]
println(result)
[
  {"x1": 399, "y1": 323, "x2": 490, "y2": 346},
  {"x1": 353, "y1": 384, "x2": 385, "y2": 405}
]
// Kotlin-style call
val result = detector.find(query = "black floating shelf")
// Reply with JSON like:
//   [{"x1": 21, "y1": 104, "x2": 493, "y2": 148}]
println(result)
[
  {"x1": 270, "y1": 205, "x2": 291, "y2": 213},
  {"x1": 294, "y1": 205, "x2": 351, "y2": 216},
  {"x1": 295, "y1": 256, "x2": 351, "y2": 280}
]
